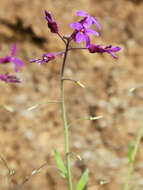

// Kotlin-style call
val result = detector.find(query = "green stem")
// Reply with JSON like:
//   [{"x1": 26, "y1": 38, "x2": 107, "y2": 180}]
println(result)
[
  {"x1": 123, "y1": 125, "x2": 143, "y2": 190},
  {"x1": 60, "y1": 39, "x2": 72, "y2": 190}
]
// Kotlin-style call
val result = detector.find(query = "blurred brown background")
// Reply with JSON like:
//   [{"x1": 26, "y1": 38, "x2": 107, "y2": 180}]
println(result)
[{"x1": 0, "y1": 0, "x2": 143, "y2": 189}]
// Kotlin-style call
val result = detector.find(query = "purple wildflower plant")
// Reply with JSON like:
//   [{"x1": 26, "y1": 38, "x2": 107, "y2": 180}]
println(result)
[
  {"x1": 0, "y1": 44, "x2": 24, "y2": 72},
  {"x1": 70, "y1": 11, "x2": 101, "y2": 48},
  {"x1": 45, "y1": 10, "x2": 59, "y2": 34},
  {"x1": 27, "y1": 10, "x2": 121, "y2": 190},
  {"x1": 0, "y1": 73, "x2": 21, "y2": 83},
  {"x1": 88, "y1": 44, "x2": 121, "y2": 59},
  {"x1": 30, "y1": 53, "x2": 56, "y2": 65}
]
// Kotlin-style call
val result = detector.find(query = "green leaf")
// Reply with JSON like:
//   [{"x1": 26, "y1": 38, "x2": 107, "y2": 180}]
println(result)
[
  {"x1": 130, "y1": 187, "x2": 135, "y2": 190},
  {"x1": 54, "y1": 148, "x2": 67, "y2": 178},
  {"x1": 129, "y1": 185, "x2": 136, "y2": 190},
  {"x1": 75, "y1": 169, "x2": 88, "y2": 190}
]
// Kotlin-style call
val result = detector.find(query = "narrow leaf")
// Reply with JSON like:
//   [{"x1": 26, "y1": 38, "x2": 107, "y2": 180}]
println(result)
[
  {"x1": 130, "y1": 187, "x2": 135, "y2": 190},
  {"x1": 128, "y1": 142, "x2": 134, "y2": 163},
  {"x1": 54, "y1": 149, "x2": 67, "y2": 178},
  {"x1": 75, "y1": 169, "x2": 88, "y2": 190}
]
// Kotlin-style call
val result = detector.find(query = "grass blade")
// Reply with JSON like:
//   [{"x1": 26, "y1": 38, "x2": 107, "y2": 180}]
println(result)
[
  {"x1": 54, "y1": 148, "x2": 67, "y2": 178},
  {"x1": 123, "y1": 125, "x2": 143, "y2": 190},
  {"x1": 75, "y1": 169, "x2": 88, "y2": 190}
]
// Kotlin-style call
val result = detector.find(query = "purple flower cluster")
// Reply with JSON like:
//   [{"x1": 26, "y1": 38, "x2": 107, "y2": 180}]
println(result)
[
  {"x1": 30, "y1": 53, "x2": 56, "y2": 65},
  {"x1": 30, "y1": 10, "x2": 120, "y2": 64},
  {"x1": 70, "y1": 11, "x2": 101, "y2": 48},
  {"x1": 70, "y1": 10, "x2": 121, "y2": 58},
  {"x1": 0, "y1": 44, "x2": 24, "y2": 83}
]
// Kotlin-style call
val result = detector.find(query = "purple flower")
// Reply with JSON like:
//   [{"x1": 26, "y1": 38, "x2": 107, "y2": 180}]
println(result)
[
  {"x1": 76, "y1": 10, "x2": 101, "y2": 29},
  {"x1": 30, "y1": 53, "x2": 56, "y2": 65},
  {"x1": 0, "y1": 44, "x2": 24, "y2": 72},
  {"x1": 70, "y1": 21, "x2": 99, "y2": 48},
  {"x1": 88, "y1": 44, "x2": 121, "y2": 59},
  {"x1": 45, "y1": 10, "x2": 59, "y2": 33},
  {"x1": 70, "y1": 11, "x2": 101, "y2": 48},
  {"x1": 0, "y1": 73, "x2": 21, "y2": 83}
]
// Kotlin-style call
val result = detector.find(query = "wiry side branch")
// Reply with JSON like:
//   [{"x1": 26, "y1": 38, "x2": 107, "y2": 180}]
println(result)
[{"x1": 0, "y1": 153, "x2": 14, "y2": 176}]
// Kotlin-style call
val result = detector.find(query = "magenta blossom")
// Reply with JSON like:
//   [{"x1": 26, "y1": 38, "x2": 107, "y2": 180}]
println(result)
[
  {"x1": 70, "y1": 21, "x2": 99, "y2": 48},
  {"x1": 76, "y1": 10, "x2": 101, "y2": 29},
  {"x1": 88, "y1": 44, "x2": 121, "y2": 59},
  {"x1": 30, "y1": 53, "x2": 56, "y2": 65},
  {"x1": 0, "y1": 44, "x2": 24, "y2": 72},
  {"x1": 45, "y1": 10, "x2": 59, "y2": 33},
  {"x1": 70, "y1": 12, "x2": 100, "y2": 48},
  {"x1": 0, "y1": 73, "x2": 21, "y2": 83}
]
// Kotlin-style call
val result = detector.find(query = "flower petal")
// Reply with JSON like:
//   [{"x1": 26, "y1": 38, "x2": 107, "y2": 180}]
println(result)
[
  {"x1": 76, "y1": 10, "x2": 88, "y2": 17},
  {"x1": 86, "y1": 28, "x2": 99, "y2": 36},
  {"x1": 70, "y1": 22, "x2": 82, "y2": 30},
  {"x1": 83, "y1": 34, "x2": 90, "y2": 48},
  {"x1": 45, "y1": 10, "x2": 52, "y2": 21},
  {"x1": 82, "y1": 19, "x2": 92, "y2": 28},
  {"x1": 13, "y1": 57, "x2": 24, "y2": 72},
  {"x1": 91, "y1": 17, "x2": 101, "y2": 30},
  {"x1": 111, "y1": 46, "x2": 121, "y2": 52},
  {"x1": 30, "y1": 58, "x2": 41, "y2": 63},
  {"x1": 75, "y1": 32, "x2": 85, "y2": 43},
  {"x1": 108, "y1": 51, "x2": 118, "y2": 59}
]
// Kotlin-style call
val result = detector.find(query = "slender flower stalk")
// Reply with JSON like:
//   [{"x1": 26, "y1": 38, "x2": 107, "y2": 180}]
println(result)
[
  {"x1": 57, "y1": 33, "x2": 67, "y2": 45},
  {"x1": 60, "y1": 38, "x2": 73, "y2": 190}
]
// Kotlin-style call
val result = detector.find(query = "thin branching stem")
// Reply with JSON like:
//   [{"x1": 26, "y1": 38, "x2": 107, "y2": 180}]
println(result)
[
  {"x1": 63, "y1": 78, "x2": 77, "y2": 83},
  {"x1": 68, "y1": 47, "x2": 87, "y2": 51},
  {"x1": 0, "y1": 153, "x2": 13, "y2": 176},
  {"x1": 60, "y1": 39, "x2": 73, "y2": 190},
  {"x1": 57, "y1": 33, "x2": 67, "y2": 45}
]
